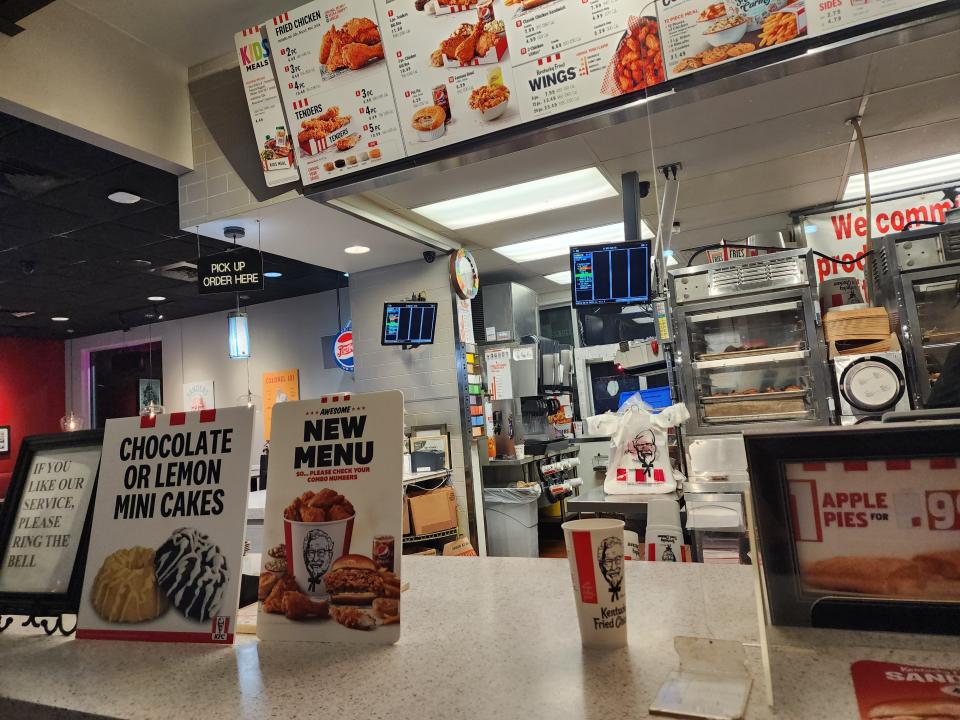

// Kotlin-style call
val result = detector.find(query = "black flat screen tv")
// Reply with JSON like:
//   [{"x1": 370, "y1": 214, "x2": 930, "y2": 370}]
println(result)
[
  {"x1": 569, "y1": 240, "x2": 651, "y2": 308},
  {"x1": 381, "y1": 302, "x2": 438, "y2": 346}
]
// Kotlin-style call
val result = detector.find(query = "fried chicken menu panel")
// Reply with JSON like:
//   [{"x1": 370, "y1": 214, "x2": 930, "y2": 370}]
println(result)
[
  {"x1": 266, "y1": 0, "x2": 406, "y2": 185},
  {"x1": 788, "y1": 458, "x2": 960, "y2": 603},
  {"x1": 377, "y1": 0, "x2": 524, "y2": 154},
  {"x1": 257, "y1": 391, "x2": 403, "y2": 644}
]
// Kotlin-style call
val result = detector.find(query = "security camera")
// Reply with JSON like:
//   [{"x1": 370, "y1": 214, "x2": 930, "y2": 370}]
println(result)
[
  {"x1": 638, "y1": 181, "x2": 650, "y2": 198},
  {"x1": 20, "y1": 260, "x2": 36, "y2": 275},
  {"x1": 423, "y1": 250, "x2": 436, "y2": 263}
]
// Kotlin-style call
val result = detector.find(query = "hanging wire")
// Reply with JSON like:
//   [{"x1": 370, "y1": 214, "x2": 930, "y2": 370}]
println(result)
[{"x1": 195, "y1": 225, "x2": 201, "y2": 258}]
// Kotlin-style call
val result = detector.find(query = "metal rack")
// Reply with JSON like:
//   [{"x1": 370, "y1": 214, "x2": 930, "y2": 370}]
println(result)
[{"x1": 402, "y1": 467, "x2": 458, "y2": 550}]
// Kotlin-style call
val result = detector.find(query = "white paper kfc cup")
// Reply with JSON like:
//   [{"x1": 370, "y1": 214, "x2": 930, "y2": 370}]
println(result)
[
  {"x1": 562, "y1": 518, "x2": 627, "y2": 647},
  {"x1": 623, "y1": 530, "x2": 643, "y2": 561},
  {"x1": 285, "y1": 515, "x2": 355, "y2": 598}
]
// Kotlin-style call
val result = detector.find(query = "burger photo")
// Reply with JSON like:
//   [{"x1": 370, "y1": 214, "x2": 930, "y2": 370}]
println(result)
[
  {"x1": 869, "y1": 699, "x2": 960, "y2": 720},
  {"x1": 324, "y1": 554, "x2": 384, "y2": 604}
]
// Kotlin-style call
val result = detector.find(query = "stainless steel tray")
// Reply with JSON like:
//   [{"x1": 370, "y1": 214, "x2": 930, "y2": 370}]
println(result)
[
  {"x1": 696, "y1": 343, "x2": 803, "y2": 361},
  {"x1": 704, "y1": 410, "x2": 812, "y2": 423},
  {"x1": 702, "y1": 389, "x2": 807, "y2": 404}
]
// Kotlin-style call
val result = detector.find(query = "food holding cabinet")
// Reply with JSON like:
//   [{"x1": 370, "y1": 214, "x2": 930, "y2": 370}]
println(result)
[
  {"x1": 867, "y1": 224, "x2": 960, "y2": 408},
  {"x1": 668, "y1": 249, "x2": 833, "y2": 435}
]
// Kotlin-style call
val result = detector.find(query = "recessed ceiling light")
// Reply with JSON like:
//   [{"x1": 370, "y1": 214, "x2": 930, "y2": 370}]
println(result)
[
  {"x1": 843, "y1": 152, "x2": 960, "y2": 200},
  {"x1": 494, "y1": 221, "x2": 653, "y2": 263},
  {"x1": 344, "y1": 246, "x2": 370, "y2": 254},
  {"x1": 147, "y1": 296, "x2": 166, "y2": 302},
  {"x1": 545, "y1": 270, "x2": 571, "y2": 284},
  {"x1": 11, "y1": 311, "x2": 35, "y2": 318},
  {"x1": 412, "y1": 168, "x2": 617, "y2": 229},
  {"x1": 264, "y1": 271, "x2": 283, "y2": 278},
  {"x1": 132, "y1": 259, "x2": 152, "y2": 266},
  {"x1": 51, "y1": 316, "x2": 69, "y2": 322},
  {"x1": 343, "y1": 272, "x2": 349, "y2": 277},
  {"x1": 107, "y1": 191, "x2": 141, "y2": 204}
]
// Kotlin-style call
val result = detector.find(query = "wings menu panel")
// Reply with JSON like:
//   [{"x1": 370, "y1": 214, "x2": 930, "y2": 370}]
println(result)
[
  {"x1": 266, "y1": 1, "x2": 406, "y2": 185},
  {"x1": 572, "y1": 243, "x2": 650, "y2": 306}
]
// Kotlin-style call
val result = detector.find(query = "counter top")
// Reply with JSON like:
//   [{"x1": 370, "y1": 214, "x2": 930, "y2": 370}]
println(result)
[{"x1": 2, "y1": 558, "x2": 959, "y2": 719}]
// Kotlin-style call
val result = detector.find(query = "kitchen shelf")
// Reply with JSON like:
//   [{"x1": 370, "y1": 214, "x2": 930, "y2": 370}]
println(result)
[
  {"x1": 402, "y1": 527, "x2": 459, "y2": 545},
  {"x1": 402, "y1": 469, "x2": 452, "y2": 487}
]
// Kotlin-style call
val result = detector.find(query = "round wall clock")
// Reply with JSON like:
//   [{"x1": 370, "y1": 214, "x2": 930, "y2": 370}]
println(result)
[{"x1": 450, "y1": 248, "x2": 479, "y2": 300}]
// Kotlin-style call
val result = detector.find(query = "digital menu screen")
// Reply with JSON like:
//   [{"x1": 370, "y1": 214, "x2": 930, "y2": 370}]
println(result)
[
  {"x1": 570, "y1": 240, "x2": 650, "y2": 307},
  {"x1": 382, "y1": 302, "x2": 438, "y2": 345}
]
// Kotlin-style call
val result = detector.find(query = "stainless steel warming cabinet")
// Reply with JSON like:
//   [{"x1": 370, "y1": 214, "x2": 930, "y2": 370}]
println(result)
[
  {"x1": 667, "y1": 249, "x2": 833, "y2": 435},
  {"x1": 867, "y1": 223, "x2": 960, "y2": 408}
]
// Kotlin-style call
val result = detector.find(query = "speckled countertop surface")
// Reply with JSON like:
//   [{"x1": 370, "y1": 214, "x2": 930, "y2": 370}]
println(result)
[{"x1": 1, "y1": 557, "x2": 959, "y2": 719}]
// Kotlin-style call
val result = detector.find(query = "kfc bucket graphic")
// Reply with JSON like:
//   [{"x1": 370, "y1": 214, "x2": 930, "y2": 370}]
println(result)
[{"x1": 285, "y1": 515, "x2": 355, "y2": 598}]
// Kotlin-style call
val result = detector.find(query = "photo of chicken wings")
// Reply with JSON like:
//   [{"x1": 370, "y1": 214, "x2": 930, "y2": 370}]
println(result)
[{"x1": 454, "y1": 19, "x2": 484, "y2": 65}]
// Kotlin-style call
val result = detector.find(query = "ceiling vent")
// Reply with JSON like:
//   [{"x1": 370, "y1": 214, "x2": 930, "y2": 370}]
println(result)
[{"x1": 152, "y1": 261, "x2": 198, "y2": 283}]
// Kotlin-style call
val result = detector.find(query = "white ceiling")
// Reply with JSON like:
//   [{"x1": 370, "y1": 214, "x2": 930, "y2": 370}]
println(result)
[
  {"x1": 67, "y1": 0, "x2": 294, "y2": 67},
  {"x1": 355, "y1": 23, "x2": 960, "y2": 293},
  {"x1": 195, "y1": 197, "x2": 428, "y2": 273}
]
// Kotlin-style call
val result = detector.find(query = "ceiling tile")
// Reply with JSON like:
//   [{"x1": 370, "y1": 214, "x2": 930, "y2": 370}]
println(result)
[
  {"x1": 0, "y1": 124, "x2": 127, "y2": 179},
  {"x1": 868, "y1": 30, "x2": 960, "y2": 93},
  {"x1": 863, "y1": 74, "x2": 960, "y2": 137}
]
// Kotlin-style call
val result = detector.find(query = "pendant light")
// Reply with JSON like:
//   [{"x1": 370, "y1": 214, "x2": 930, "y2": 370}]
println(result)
[
  {"x1": 236, "y1": 358, "x2": 259, "y2": 409},
  {"x1": 140, "y1": 322, "x2": 164, "y2": 417},
  {"x1": 60, "y1": 333, "x2": 85, "y2": 431},
  {"x1": 228, "y1": 295, "x2": 251, "y2": 360}
]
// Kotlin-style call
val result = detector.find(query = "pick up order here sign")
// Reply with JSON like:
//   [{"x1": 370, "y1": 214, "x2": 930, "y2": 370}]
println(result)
[{"x1": 197, "y1": 248, "x2": 265, "y2": 295}]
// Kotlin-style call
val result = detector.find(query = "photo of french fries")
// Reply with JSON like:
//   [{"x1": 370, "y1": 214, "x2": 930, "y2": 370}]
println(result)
[{"x1": 758, "y1": 11, "x2": 799, "y2": 47}]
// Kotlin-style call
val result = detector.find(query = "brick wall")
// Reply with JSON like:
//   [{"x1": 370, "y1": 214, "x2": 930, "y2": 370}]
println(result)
[{"x1": 349, "y1": 258, "x2": 479, "y2": 543}]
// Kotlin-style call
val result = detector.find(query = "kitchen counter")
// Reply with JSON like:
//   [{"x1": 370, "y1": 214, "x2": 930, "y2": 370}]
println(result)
[{"x1": 2, "y1": 558, "x2": 959, "y2": 719}]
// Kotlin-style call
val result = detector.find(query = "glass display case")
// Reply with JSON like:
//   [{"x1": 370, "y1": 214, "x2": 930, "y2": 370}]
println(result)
[
  {"x1": 868, "y1": 225, "x2": 960, "y2": 408},
  {"x1": 669, "y1": 249, "x2": 833, "y2": 435}
]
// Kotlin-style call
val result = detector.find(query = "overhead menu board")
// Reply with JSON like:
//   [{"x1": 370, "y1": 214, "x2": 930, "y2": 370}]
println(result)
[
  {"x1": 377, "y1": 0, "x2": 523, "y2": 153},
  {"x1": 266, "y1": 0, "x2": 407, "y2": 185},
  {"x1": 242, "y1": 0, "x2": 950, "y2": 188}
]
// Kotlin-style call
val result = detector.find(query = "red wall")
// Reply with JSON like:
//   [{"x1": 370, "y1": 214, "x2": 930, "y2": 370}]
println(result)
[{"x1": 0, "y1": 338, "x2": 65, "y2": 496}]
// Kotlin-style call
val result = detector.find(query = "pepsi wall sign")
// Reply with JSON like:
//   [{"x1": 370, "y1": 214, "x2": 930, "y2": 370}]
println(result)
[{"x1": 333, "y1": 323, "x2": 354, "y2": 372}]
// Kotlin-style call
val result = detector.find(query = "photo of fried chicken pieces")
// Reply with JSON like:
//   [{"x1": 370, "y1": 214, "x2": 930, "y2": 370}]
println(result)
[
  {"x1": 283, "y1": 487, "x2": 355, "y2": 523},
  {"x1": 319, "y1": 18, "x2": 384, "y2": 73},
  {"x1": 298, "y1": 107, "x2": 353, "y2": 155},
  {"x1": 261, "y1": 574, "x2": 331, "y2": 621},
  {"x1": 431, "y1": 20, "x2": 501, "y2": 67},
  {"x1": 804, "y1": 550, "x2": 960, "y2": 600},
  {"x1": 331, "y1": 605, "x2": 378, "y2": 630},
  {"x1": 372, "y1": 597, "x2": 400, "y2": 625}
]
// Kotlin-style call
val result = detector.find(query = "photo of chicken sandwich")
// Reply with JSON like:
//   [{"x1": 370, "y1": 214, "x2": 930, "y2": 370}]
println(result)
[{"x1": 323, "y1": 554, "x2": 385, "y2": 604}]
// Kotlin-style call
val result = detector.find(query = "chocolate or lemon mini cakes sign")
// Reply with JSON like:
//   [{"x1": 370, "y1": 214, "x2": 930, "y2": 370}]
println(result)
[
  {"x1": 257, "y1": 391, "x2": 403, "y2": 644},
  {"x1": 77, "y1": 408, "x2": 254, "y2": 644}
]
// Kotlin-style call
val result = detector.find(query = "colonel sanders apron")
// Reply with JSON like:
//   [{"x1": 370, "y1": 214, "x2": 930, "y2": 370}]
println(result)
[{"x1": 586, "y1": 401, "x2": 689, "y2": 495}]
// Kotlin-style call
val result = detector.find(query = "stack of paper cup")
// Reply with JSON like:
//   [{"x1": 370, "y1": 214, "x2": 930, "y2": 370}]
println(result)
[{"x1": 561, "y1": 518, "x2": 627, "y2": 647}]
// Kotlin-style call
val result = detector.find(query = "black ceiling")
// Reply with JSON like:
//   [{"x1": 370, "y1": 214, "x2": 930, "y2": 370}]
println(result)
[
  {"x1": 0, "y1": 111, "x2": 347, "y2": 339},
  {"x1": 0, "y1": 0, "x2": 54, "y2": 36}
]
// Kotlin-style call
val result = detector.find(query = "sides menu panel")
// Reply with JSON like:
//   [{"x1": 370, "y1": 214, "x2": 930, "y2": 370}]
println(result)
[
  {"x1": 806, "y1": 0, "x2": 945, "y2": 35},
  {"x1": 235, "y1": 25, "x2": 301, "y2": 187},
  {"x1": 378, "y1": 0, "x2": 523, "y2": 154},
  {"x1": 266, "y1": 2, "x2": 407, "y2": 185}
]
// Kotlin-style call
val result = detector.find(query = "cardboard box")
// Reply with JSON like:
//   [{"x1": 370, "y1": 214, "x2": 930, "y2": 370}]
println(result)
[
  {"x1": 403, "y1": 495, "x2": 411, "y2": 536},
  {"x1": 443, "y1": 537, "x2": 477, "y2": 556},
  {"x1": 408, "y1": 487, "x2": 458, "y2": 535}
]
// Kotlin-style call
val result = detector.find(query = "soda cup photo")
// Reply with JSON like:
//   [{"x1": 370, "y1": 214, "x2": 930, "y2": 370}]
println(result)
[{"x1": 562, "y1": 518, "x2": 628, "y2": 647}]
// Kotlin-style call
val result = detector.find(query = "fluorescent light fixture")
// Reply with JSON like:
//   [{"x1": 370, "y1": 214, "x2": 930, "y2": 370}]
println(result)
[
  {"x1": 545, "y1": 270, "x2": 571, "y2": 284},
  {"x1": 264, "y1": 271, "x2": 283, "y2": 278},
  {"x1": 412, "y1": 168, "x2": 617, "y2": 229},
  {"x1": 147, "y1": 296, "x2": 166, "y2": 302},
  {"x1": 662, "y1": 249, "x2": 679, "y2": 266},
  {"x1": 51, "y1": 316, "x2": 69, "y2": 322},
  {"x1": 344, "y1": 245, "x2": 370, "y2": 254},
  {"x1": 107, "y1": 190, "x2": 141, "y2": 204},
  {"x1": 228, "y1": 311, "x2": 251, "y2": 359},
  {"x1": 843, "y1": 152, "x2": 960, "y2": 200},
  {"x1": 494, "y1": 221, "x2": 653, "y2": 263}
]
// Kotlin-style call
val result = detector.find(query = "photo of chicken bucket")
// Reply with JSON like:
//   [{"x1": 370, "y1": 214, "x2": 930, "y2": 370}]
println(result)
[
  {"x1": 282, "y1": 490, "x2": 356, "y2": 598},
  {"x1": 562, "y1": 518, "x2": 628, "y2": 647}
]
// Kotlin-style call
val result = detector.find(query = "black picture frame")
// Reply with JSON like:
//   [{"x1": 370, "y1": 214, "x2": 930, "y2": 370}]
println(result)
[
  {"x1": 744, "y1": 422, "x2": 960, "y2": 636},
  {"x1": 0, "y1": 430, "x2": 103, "y2": 617},
  {"x1": 0, "y1": 425, "x2": 9, "y2": 456}
]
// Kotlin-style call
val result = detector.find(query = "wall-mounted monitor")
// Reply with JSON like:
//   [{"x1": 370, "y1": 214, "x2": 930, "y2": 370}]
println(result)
[
  {"x1": 570, "y1": 240, "x2": 651, "y2": 308},
  {"x1": 382, "y1": 302, "x2": 438, "y2": 346}
]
